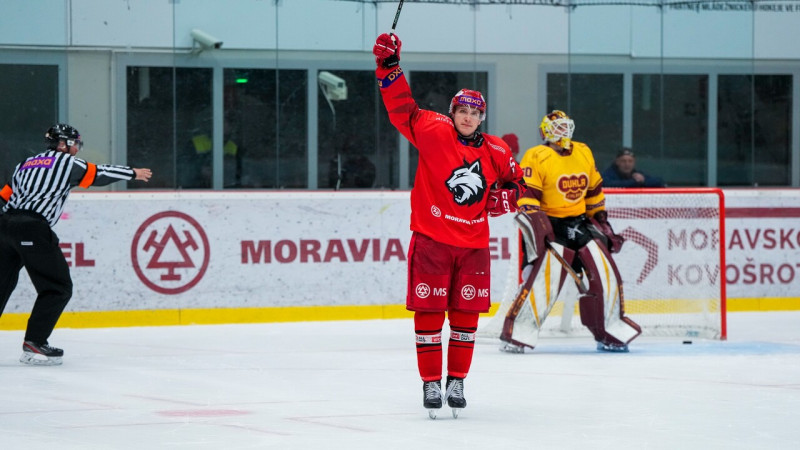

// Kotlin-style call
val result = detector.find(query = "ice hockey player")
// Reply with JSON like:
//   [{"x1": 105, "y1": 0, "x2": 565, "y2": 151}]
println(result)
[
  {"x1": 500, "y1": 110, "x2": 641, "y2": 353},
  {"x1": 373, "y1": 33, "x2": 526, "y2": 418},
  {"x1": 0, "y1": 124, "x2": 152, "y2": 365}
]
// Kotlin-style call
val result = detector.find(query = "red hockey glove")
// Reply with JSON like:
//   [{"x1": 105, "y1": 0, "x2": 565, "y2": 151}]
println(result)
[
  {"x1": 373, "y1": 33, "x2": 402, "y2": 69},
  {"x1": 486, "y1": 188, "x2": 519, "y2": 217},
  {"x1": 590, "y1": 210, "x2": 624, "y2": 253}
]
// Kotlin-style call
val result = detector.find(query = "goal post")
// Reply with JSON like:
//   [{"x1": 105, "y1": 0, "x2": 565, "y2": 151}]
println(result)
[{"x1": 480, "y1": 188, "x2": 727, "y2": 341}]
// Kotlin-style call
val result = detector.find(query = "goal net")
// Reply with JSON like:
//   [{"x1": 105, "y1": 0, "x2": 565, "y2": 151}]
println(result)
[{"x1": 480, "y1": 188, "x2": 727, "y2": 341}]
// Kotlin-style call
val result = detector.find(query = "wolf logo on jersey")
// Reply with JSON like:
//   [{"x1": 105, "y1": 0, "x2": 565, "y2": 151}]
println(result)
[{"x1": 446, "y1": 158, "x2": 486, "y2": 206}]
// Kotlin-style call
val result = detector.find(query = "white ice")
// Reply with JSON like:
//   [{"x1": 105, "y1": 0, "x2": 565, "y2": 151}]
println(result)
[{"x1": 1, "y1": 311, "x2": 799, "y2": 449}]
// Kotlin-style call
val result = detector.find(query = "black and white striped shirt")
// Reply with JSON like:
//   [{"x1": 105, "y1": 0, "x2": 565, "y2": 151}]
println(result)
[{"x1": 1, "y1": 150, "x2": 135, "y2": 227}]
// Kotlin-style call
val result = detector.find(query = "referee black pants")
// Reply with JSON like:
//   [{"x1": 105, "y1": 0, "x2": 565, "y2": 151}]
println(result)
[{"x1": 0, "y1": 211, "x2": 73, "y2": 344}]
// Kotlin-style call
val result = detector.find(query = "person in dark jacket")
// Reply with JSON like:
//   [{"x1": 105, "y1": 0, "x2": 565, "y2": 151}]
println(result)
[{"x1": 602, "y1": 148, "x2": 665, "y2": 188}]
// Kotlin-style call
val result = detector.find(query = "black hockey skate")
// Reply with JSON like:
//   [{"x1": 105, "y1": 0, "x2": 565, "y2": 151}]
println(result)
[
  {"x1": 20, "y1": 340, "x2": 64, "y2": 366},
  {"x1": 444, "y1": 376, "x2": 466, "y2": 418},
  {"x1": 422, "y1": 380, "x2": 443, "y2": 419}
]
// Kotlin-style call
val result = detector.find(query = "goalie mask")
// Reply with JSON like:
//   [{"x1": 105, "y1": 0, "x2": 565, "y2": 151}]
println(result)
[
  {"x1": 539, "y1": 110, "x2": 575, "y2": 149},
  {"x1": 45, "y1": 124, "x2": 82, "y2": 151},
  {"x1": 449, "y1": 89, "x2": 486, "y2": 121}
]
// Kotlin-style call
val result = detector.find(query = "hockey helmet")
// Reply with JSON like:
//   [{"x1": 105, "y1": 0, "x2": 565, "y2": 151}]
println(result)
[
  {"x1": 45, "y1": 123, "x2": 82, "y2": 150},
  {"x1": 449, "y1": 89, "x2": 486, "y2": 121},
  {"x1": 539, "y1": 110, "x2": 575, "y2": 149}
]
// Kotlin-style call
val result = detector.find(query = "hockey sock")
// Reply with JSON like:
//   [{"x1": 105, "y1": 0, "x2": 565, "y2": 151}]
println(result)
[
  {"x1": 414, "y1": 311, "x2": 446, "y2": 382},
  {"x1": 446, "y1": 309, "x2": 479, "y2": 378}
]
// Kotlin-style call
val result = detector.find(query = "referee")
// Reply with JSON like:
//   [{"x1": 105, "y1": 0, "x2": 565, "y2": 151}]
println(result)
[{"x1": 0, "y1": 124, "x2": 152, "y2": 365}]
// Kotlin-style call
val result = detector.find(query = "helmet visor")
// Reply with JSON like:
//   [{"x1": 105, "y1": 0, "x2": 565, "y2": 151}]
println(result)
[{"x1": 66, "y1": 139, "x2": 83, "y2": 150}]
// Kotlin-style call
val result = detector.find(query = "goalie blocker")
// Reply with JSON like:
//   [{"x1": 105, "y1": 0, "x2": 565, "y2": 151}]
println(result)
[{"x1": 500, "y1": 211, "x2": 641, "y2": 351}]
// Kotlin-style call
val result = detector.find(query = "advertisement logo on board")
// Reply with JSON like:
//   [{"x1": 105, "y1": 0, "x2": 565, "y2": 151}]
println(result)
[{"x1": 131, "y1": 211, "x2": 210, "y2": 294}]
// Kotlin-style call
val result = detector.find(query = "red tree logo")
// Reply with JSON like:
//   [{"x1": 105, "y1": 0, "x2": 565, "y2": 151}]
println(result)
[{"x1": 131, "y1": 211, "x2": 210, "y2": 294}]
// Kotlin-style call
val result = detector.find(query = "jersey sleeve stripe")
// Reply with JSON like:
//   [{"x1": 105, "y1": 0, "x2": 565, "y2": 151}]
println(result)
[{"x1": 97, "y1": 165, "x2": 135, "y2": 180}]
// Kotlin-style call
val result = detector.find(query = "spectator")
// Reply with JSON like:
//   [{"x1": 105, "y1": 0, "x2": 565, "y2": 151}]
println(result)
[
  {"x1": 501, "y1": 133, "x2": 520, "y2": 158},
  {"x1": 602, "y1": 147, "x2": 665, "y2": 188}
]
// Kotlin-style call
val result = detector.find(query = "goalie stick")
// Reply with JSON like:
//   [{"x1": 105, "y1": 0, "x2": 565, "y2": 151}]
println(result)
[
  {"x1": 500, "y1": 239, "x2": 585, "y2": 344},
  {"x1": 513, "y1": 212, "x2": 587, "y2": 294},
  {"x1": 501, "y1": 215, "x2": 587, "y2": 347},
  {"x1": 545, "y1": 240, "x2": 587, "y2": 294}
]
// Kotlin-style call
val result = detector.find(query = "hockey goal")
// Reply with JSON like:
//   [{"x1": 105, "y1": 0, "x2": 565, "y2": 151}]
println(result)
[{"x1": 480, "y1": 188, "x2": 727, "y2": 341}]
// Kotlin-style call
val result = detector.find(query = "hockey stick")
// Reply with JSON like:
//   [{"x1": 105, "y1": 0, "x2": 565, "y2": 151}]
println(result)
[
  {"x1": 391, "y1": 0, "x2": 405, "y2": 35},
  {"x1": 513, "y1": 211, "x2": 587, "y2": 294},
  {"x1": 390, "y1": 0, "x2": 404, "y2": 44},
  {"x1": 500, "y1": 243, "x2": 584, "y2": 347}
]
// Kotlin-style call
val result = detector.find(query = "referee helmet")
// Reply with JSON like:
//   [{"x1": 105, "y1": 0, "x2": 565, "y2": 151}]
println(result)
[{"x1": 45, "y1": 124, "x2": 82, "y2": 150}]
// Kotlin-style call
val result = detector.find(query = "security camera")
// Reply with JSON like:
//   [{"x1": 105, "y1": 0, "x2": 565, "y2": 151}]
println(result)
[
  {"x1": 318, "y1": 71, "x2": 347, "y2": 101},
  {"x1": 191, "y1": 29, "x2": 222, "y2": 50}
]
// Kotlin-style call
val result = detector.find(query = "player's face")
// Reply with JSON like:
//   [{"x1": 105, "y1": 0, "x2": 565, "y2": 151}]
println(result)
[
  {"x1": 452, "y1": 105, "x2": 482, "y2": 136},
  {"x1": 616, "y1": 155, "x2": 635, "y2": 175}
]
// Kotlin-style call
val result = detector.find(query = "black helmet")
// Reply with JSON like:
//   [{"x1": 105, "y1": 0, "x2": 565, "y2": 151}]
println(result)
[{"x1": 45, "y1": 124, "x2": 81, "y2": 150}]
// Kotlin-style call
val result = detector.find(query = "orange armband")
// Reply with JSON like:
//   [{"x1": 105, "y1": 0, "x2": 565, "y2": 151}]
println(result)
[
  {"x1": 79, "y1": 163, "x2": 97, "y2": 188},
  {"x1": 0, "y1": 184, "x2": 11, "y2": 202}
]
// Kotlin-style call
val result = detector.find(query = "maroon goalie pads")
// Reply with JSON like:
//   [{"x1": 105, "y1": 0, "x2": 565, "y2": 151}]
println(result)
[
  {"x1": 499, "y1": 264, "x2": 536, "y2": 348},
  {"x1": 576, "y1": 245, "x2": 641, "y2": 346},
  {"x1": 515, "y1": 210, "x2": 554, "y2": 262}
]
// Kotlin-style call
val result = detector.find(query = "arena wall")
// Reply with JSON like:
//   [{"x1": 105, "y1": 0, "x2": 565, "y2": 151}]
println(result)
[{"x1": 1, "y1": 189, "x2": 798, "y2": 330}]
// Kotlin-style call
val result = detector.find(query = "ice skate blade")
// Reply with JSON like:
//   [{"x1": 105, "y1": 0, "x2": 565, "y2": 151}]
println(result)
[
  {"x1": 596, "y1": 342, "x2": 629, "y2": 353},
  {"x1": 427, "y1": 409, "x2": 438, "y2": 420},
  {"x1": 20, "y1": 352, "x2": 62, "y2": 366},
  {"x1": 451, "y1": 408, "x2": 462, "y2": 419},
  {"x1": 500, "y1": 342, "x2": 525, "y2": 354}
]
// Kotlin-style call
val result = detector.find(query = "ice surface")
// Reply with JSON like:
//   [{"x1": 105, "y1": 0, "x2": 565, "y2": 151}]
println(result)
[{"x1": 1, "y1": 311, "x2": 799, "y2": 449}]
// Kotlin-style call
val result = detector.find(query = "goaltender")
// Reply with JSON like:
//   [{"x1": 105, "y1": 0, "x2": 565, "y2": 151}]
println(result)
[{"x1": 499, "y1": 111, "x2": 641, "y2": 353}]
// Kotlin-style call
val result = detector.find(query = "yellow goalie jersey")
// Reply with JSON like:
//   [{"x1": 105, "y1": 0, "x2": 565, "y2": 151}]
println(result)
[{"x1": 517, "y1": 141, "x2": 605, "y2": 218}]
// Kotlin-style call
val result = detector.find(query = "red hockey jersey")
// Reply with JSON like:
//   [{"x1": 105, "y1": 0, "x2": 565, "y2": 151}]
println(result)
[{"x1": 377, "y1": 66, "x2": 525, "y2": 249}]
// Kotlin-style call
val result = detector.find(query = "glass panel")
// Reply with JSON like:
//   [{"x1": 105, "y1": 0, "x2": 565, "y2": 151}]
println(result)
[
  {"x1": 224, "y1": 69, "x2": 307, "y2": 189},
  {"x1": 0, "y1": 64, "x2": 59, "y2": 178},
  {"x1": 317, "y1": 69, "x2": 396, "y2": 189},
  {"x1": 126, "y1": 67, "x2": 212, "y2": 189},
  {"x1": 5, "y1": 2, "x2": 797, "y2": 192},
  {"x1": 718, "y1": 74, "x2": 792, "y2": 187},
  {"x1": 406, "y1": 71, "x2": 488, "y2": 186},
  {"x1": 547, "y1": 73, "x2": 623, "y2": 169},
  {"x1": 633, "y1": 74, "x2": 708, "y2": 186}
]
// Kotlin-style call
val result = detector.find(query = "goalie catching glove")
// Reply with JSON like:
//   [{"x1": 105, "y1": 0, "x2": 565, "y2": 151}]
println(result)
[
  {"x1": 589, "y1": 210, "x2": 624, "y2": 253},
  {"x1": 373, "y1": 33, "x2": 402, "y2": 69}
]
